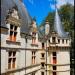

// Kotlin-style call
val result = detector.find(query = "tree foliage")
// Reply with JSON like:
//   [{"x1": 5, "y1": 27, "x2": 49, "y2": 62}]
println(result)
[
  {"x1": 59, "y1": 3, "x2": 74, "y2": 38},
  {"x1": 40, "y1": 3, "x2": 74, "y2": 39}
]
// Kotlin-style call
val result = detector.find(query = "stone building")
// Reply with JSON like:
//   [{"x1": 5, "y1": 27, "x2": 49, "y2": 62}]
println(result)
[{"x1": 1, "y1": 0, "x2": 71, "y2": 75}]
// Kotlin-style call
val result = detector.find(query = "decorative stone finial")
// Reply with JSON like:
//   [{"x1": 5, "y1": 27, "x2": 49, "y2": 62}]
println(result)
[{"x1": 45, "y1": 20, "x2": 49, "y2": 24}]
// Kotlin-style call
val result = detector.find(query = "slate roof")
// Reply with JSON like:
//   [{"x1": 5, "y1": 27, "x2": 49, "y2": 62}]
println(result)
[
  {"x1": 54, "y1": 9, "x2": 69, "y2": 38},
  {"x1": 1, "y1": 0, "x2": 32, "y2": 34}
]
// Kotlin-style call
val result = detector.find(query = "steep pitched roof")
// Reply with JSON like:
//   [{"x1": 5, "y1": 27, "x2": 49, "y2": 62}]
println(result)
[
  {"x1": 54, "y1": 8, "x2": 69, "y2": 38},
  {"x1": 1, "y1": 0, "x2": 32, "y2": 34}
]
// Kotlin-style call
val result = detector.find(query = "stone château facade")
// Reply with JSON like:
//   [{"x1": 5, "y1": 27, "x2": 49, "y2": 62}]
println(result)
[{"x1": 1, "y1": 0, "x2": 71, "y2": 75}]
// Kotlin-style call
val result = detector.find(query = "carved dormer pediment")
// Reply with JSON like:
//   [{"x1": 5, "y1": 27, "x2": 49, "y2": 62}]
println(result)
[
  {"x1": 51, "y1": 31, "x2": 58, "y2": 37},
  {"x1": 31, "y1": 21, "x2": 37, "y2": 33},
  {"x1": 6, "y1": 7, "x2": 21, "y2": 26}
]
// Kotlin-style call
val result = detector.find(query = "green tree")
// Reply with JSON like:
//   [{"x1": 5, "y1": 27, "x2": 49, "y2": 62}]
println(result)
[
  {"x1": 40, "y1": 3, "x2": 74, "y2": 39},
  {"x1": 59, "y1": 3, "x2": 74, "y2": 38}
]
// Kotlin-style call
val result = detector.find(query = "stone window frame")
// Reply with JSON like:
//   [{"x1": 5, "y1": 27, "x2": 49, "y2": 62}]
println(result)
[{"x1": 8, "y1": 51, "x2": 16, "y2": 69}]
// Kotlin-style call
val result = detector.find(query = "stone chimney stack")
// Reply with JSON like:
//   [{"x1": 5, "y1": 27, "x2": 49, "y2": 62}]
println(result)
[{"x1": 45, "y1": 20, "x2": 50, "y2": 35}]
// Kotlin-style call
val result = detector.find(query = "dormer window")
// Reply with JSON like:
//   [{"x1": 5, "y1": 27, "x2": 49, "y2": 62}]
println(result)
[
  {"x1": 52, "y1": 37, "x2": 56, "y2": 43},
  {"x1": 62, "y1": 39, "x2": 64, "y2": 44},
  {"x1": 32, "y1": 32, "x2": 36, "y2": 44},
  {"x1": 9, "y1": 24, "x2": 18, "y2": 42},
  {"x1": 58, "y1": 39, "x2": 60, "y2": 43},
  {"x1": 6, "y1": 8, "x2": 21, "y2": 43}
]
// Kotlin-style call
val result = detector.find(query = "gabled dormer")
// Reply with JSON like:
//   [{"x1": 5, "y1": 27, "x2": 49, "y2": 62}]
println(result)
[
  {"x1": 6, "y1": 7, "x2": 21, "y2": 43},
  {"x1": 31, "y1": 20, "x2": 38, "y2": 46}
]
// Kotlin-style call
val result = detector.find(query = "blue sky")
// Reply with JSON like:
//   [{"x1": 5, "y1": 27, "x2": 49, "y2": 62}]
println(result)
[{"x1": 23, "y1": 0, "x2": 74, "y2": 25}]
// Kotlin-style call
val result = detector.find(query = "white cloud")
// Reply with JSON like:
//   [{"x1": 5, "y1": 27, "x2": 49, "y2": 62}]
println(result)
[
  {"x1": 49, "y1": 0, "x2": 74, "y2": 10},
  {"x1": 68, "y1": 0, "x2": 74, "y2": 5},
  {"x1": 50, "y1": 4, "x2": 56, "y2": 10},
  {"x1": 57, "y1": 0, "x2": 74, "y2": 8},
  {"x1": 57, "y1": 0, "x2": 66, "y2": 8}
]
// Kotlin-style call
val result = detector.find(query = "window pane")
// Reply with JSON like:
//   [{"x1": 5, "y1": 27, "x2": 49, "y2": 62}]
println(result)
[
  {"x1": 53, "y1": 72, "x2": 56, "y2": 75},
  {"x1": 9, "y1": 51, "x2": 12, "y2": 57},
  {"x1": 53, "y1": 52, "x2": 56, "y2": 56},
  {"x1": 41, "y1": 72, "x2": 44, "y2": 75},
  {"x1": 13, "y1": 52, "x2": 16, "y2": 56},
  {"x1": 10, "y1": 31, "x2": 13, "y2": 35},
  {"x1": 49, "y1": 40, "x2": 50, "y2": 43},
  {"x1": 10, "y1": 24, "x2": 13, "y2": 30},
  {"x1": 42, "y1": 43, "x2": 44, "y2": 48},
  {"x1": 32, "y1": 73, "x2": 35, "y2": 75},
  {"x1": 12, "y1": 58, "x2": 16, "y2": 68},
  {"x1": 58, "y1": 39, "x2": 60, "y2": 43},
  {"x1": 14, "y1": 32, "x2": 17, "y2": 36},
  {"x1": 53, "y1": 57, "x2": 57, "y2": 64},
  {"x1": 52, "y1": 37, "x2": 56, "y2": 43},
  {"x1": 41, "y1": 63, "x2": 44, "y2": 67},
  {"x1": 8, "y1": 58, "x2": 12, "y2": 69},
  {"x1": 13, "y1": 32, "x2": 17, "y2": 41},
  {"x1": 14, "y1": 26, "x2": 17, "y2": 31},
  {"x1": 10, "y1": 31, "x2": 13, "y2": 41},
  {"x1": 53, "y1": 66, "x2": 56, "y2": 70},
  {"x1": 42, "y1": 54, "x2": 44, "y2": 57},
  {"x1": 62, "y1": 39, "x2": 64, "y2": 43}
]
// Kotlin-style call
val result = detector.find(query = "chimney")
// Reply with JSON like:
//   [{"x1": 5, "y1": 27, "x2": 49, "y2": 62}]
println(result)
[
  {"x1": 45, "y1": 20, "x2": 50, "y2": 35},
  {"x1": 45, "y1": 20, "x2": 49, "y2": 24}
]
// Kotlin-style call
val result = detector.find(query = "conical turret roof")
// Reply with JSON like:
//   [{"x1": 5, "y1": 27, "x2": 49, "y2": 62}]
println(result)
[{"x1": 54, "y1": 5, "x2": 69, "y2": 38}]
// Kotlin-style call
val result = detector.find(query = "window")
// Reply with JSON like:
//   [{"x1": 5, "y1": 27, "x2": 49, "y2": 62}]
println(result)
[
  {"x1": 62, "y1": 39, "x2": 64, "y2": 44},
  {"x1": 42, "y1": 43, "x2": 44, "y2": 48},
  {"x1": 8, "y1": 58, "x2": 12, "y2": 69},
  {"x1": 41, "y1": 72, "x2": 44, "y2": 75},
  {"x1": 32, "y1": 32, "x2": 36, "y2": 44},
  {"x1": 9, "y1": 24, "x2": 18, "y2": 42},
  {"x1": 42, "y1": 53, "x2": 44, "y2": 58},
  {"x1": 49, "y1": 40, "x2": 50, "y2": 43},
  {"x1": 52, "y1": 52, "x2": 57, "y2": 64},
  {"x1": 53, "y1": 66, "x2": 56, "y2": 70},
  {"x1": 41, "y1": 63, "x2": 44, "y2": 67},
  {"x1": 32, "y1": 37, "x2": 36, "y2": 44},
  {"x1": 53, "y1": 57, "x2": 57, "y2": 64},
  {"x1": 58, "y1": 39, "x2": 60, "y2": 43},
  {"x1": 53, "y1": 72, "x2": 56, "y2": 75},
  {"x1": 33, "y1": 32, "x2": 36, "y2": 36},
  {"x1": 31, "y1": 73, "x2": 35, "y2": 75},
  {"x1": 53, "y1": 52, "x2": 56, "y2": 56},
  {"x1": 52, "y1": 37, "x2": 56, "y2": 43},
  {"x1": 32, "y1": 51, "x2": 36, "y2": 64},
  {"x1": 8, "y1": 51, "x2": 16, "y2": 69},
  {"x1": 10, "y1": 25, "x2": 13, "y2": 30}
]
